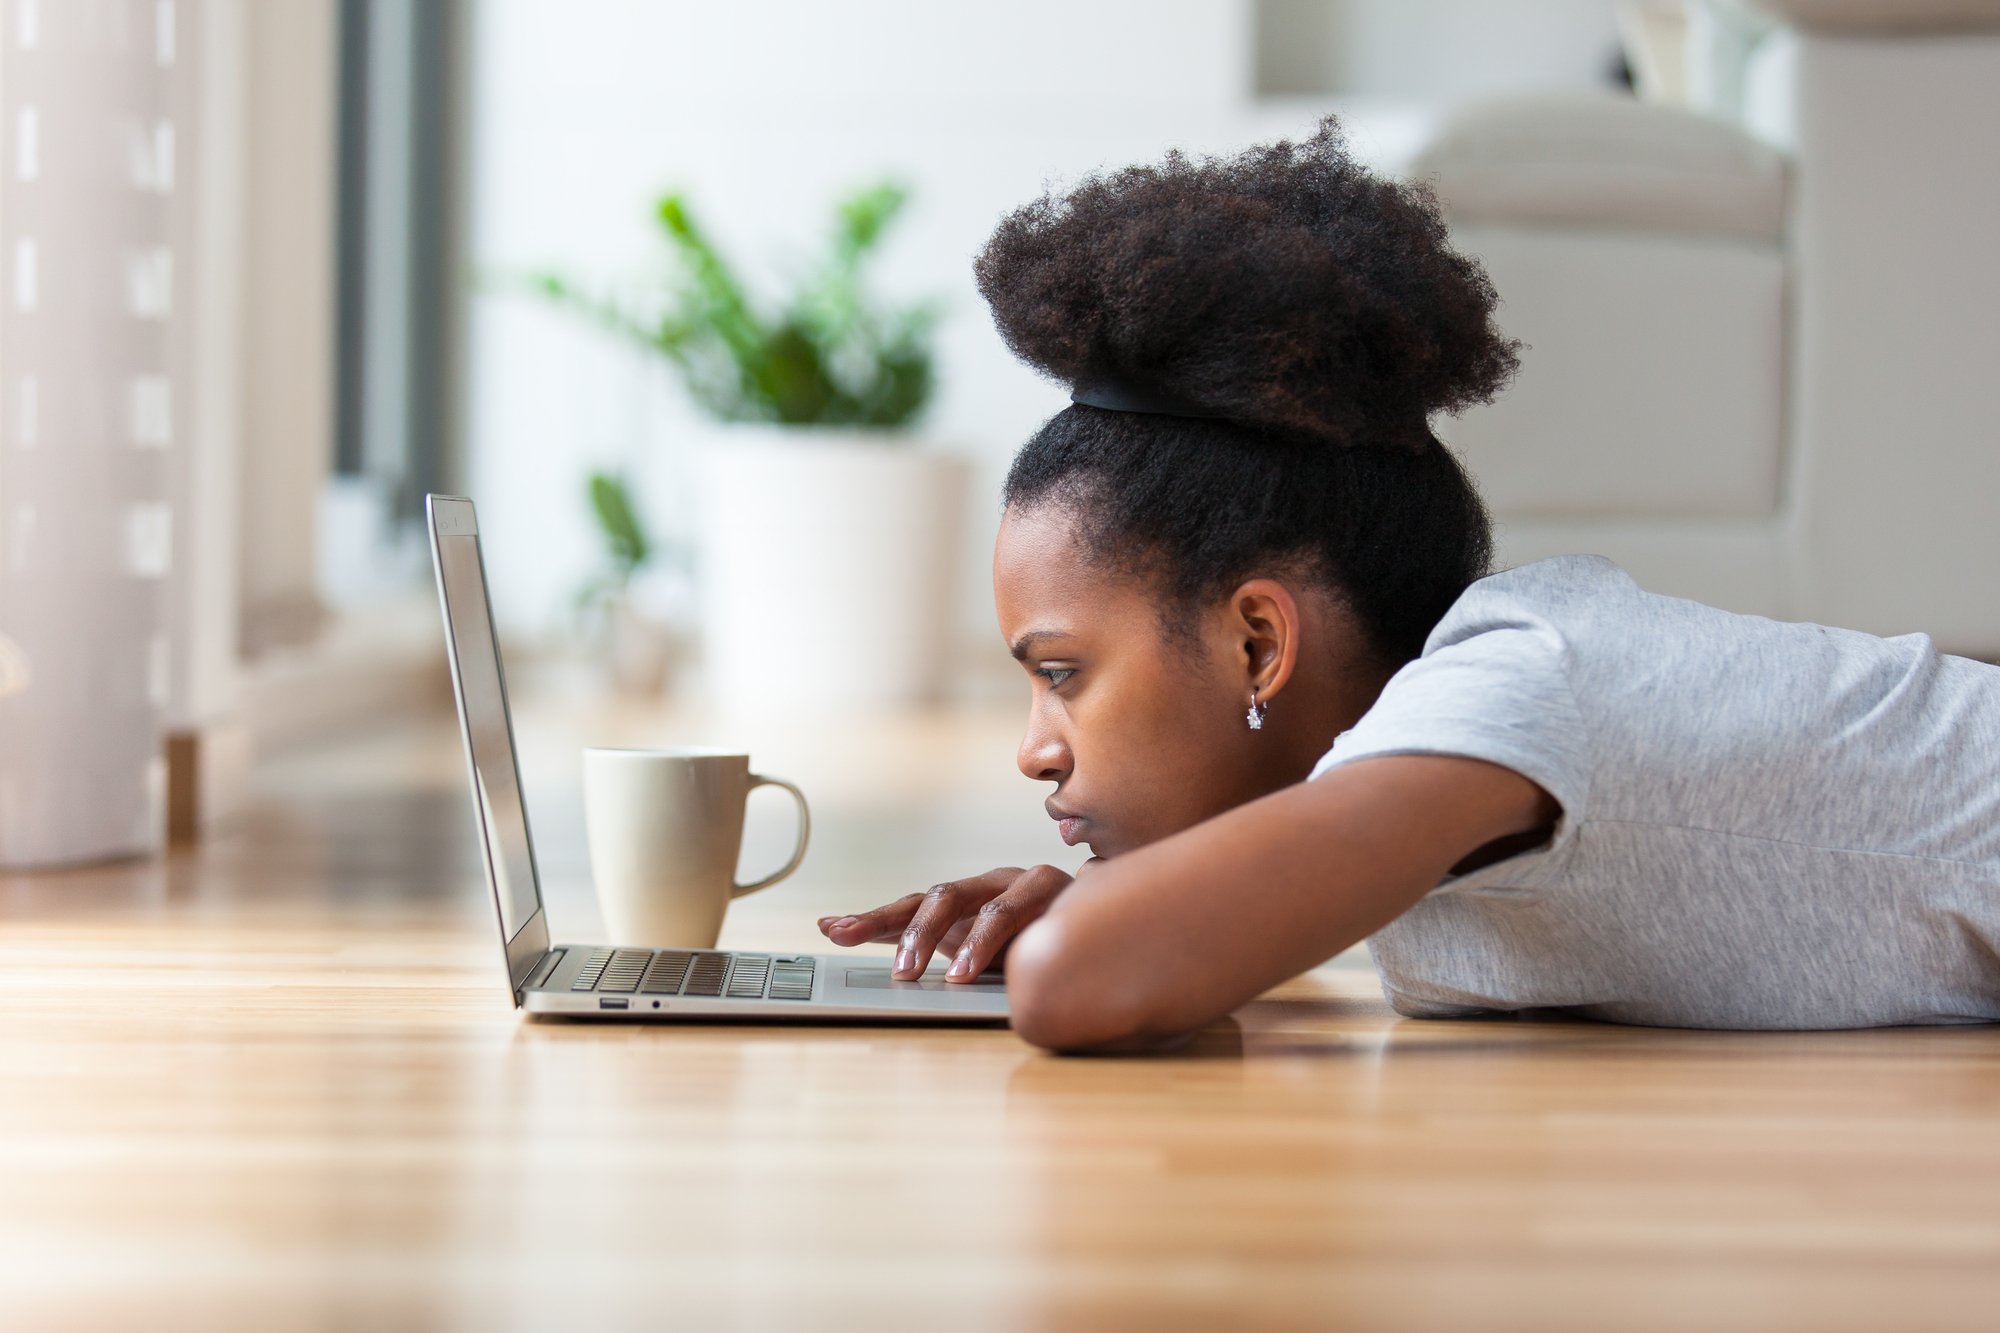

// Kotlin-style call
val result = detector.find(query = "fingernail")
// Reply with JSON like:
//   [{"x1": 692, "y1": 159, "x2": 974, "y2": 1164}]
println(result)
[
  {"x1": 832, "y1": 916, "x2": 858, "y2": 930},
  {"x1": 894, "y1": 947, "x2": 915, "y2": 975},
  {"x1": 946, "y1": 950, "x2": 971, "y2": 978}
]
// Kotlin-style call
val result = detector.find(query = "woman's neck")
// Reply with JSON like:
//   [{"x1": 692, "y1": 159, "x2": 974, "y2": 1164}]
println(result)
[{"x1": 1266, "y1": 652, "x2": 1398, "y2": 788}]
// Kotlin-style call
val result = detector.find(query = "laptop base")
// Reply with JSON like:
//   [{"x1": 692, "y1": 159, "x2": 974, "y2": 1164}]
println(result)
[{"x1": 521, "y1": 945, "x2": 1011, "y2": 1023}]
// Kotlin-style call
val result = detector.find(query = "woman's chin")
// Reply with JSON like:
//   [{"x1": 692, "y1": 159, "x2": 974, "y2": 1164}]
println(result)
[{"x1": 1085, "y1": 819, "x2": 1194, "y2": 862}]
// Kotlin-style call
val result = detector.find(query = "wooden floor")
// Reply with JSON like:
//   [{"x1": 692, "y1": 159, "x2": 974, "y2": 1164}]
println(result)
[{"x1": 4, "y1": 691, "x2": 1999, "y2": 1332}]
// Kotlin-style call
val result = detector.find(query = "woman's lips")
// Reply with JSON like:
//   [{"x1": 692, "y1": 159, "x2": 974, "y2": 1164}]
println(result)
[{"x1": 1057, "y1": 816, "x2": 1088, "y2": 846}]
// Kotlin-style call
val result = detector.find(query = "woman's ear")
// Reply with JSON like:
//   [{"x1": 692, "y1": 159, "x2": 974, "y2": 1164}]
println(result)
[{"x1": 1227, "y1": 578, "x2": 1303, "y2": 700}]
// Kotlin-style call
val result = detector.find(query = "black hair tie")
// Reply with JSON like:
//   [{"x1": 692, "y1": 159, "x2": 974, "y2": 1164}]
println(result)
[
  {"x1": 1071, "y1": 375, "x2": 1436, "y2": 450},
  {"x1": 1069, "y1": 374, "x2": 1228, "y2": 421}
]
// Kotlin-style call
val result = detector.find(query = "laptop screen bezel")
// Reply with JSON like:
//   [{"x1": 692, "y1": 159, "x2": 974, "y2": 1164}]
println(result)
[{"x1": 427, "y1": 494, "x2": 551, "y2": 1000}]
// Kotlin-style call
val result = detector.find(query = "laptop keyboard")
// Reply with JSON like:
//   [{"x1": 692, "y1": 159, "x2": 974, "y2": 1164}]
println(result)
[{"x1": 567, "y1": 948, "x2": 815, "y2": 1001}]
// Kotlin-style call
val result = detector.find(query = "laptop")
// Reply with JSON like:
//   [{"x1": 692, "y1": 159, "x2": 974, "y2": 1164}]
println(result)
[{"x1": 427, "y1": 494, "x2": 1010, "y2": 1023}]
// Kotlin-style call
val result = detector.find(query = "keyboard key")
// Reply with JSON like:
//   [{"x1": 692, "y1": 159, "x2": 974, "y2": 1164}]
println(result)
[
  {"x1": 596, "y1": 948, "x2": 653, "y2": 993},
  {"x1": 725, "y1": 955, "x2": 771, "y2": 998},
  {"x1": 768, "y1": 962, "x2": 814, "y2": 1000},
  {"x1": 639, "y1": 950, "x2": 694, "y2": 995},
  {"x1": 682, "y1": 952, "x2": 730, "y2": 997},
  {"x1": 570, "y1": 948, "x2": 614, "y2": 991}
]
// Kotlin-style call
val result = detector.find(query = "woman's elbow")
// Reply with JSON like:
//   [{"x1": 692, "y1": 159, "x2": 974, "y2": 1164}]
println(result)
[{"x1": 1004, "y1": 917, "x2": 1168, "y2": 1052}]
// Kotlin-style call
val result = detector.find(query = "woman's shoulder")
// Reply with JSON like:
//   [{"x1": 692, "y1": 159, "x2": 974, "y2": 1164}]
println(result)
[
  {"x1": 1421, "y1": 553, "x2": 2000, "y2": 779},
  {"x1": 1405, "y1": 554, "x2": 1831, "y2": 752},
  {"x1": 1425, "y1": 553, "x2": 1787, "y2": 661},
  {"x1": 1442, "y1": 554, "x2": 1636, "y2": 628},
  {"x1": 1478, "y1": 553, "x2": 1637, "y2": 599}
]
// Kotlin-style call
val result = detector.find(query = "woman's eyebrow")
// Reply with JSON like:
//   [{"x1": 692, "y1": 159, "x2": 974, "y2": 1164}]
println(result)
[{"x1": 1009, "y1": 630, "x2": 1072, "y2": 661}]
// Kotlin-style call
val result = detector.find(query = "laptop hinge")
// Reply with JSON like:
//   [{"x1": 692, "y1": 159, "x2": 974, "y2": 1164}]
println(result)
[{"x1": 521, "y1": 948, "x2": 563, "y2": 998}]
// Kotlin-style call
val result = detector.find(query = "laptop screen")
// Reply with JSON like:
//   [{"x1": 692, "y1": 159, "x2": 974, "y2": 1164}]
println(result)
[{"x1": 432, "y1": 515, "x2": 542, "y2": 941}]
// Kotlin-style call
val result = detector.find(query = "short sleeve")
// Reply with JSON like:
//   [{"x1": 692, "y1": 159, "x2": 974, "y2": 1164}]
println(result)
[{"x1": 1308, "y1": 620, "x2": 1594, "y2": 851}]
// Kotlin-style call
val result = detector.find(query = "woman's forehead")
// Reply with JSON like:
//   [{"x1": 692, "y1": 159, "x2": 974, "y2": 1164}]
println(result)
[
  {"x1": 993, "y1": 504, "x2": 1147, "y2": 635},
  {"x1": 994, "y1": 503, "x2": 1078, "y2": 564}
]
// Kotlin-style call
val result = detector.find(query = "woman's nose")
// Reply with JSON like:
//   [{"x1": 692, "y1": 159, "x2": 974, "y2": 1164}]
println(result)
[{"x1": 1017, "y1": 717, "x2": 1071, "y2": 783}]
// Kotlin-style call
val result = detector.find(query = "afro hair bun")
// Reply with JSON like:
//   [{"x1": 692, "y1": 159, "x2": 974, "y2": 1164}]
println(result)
[{"x1": 973, "y1": 115, "x2": 1520, "y2": 448}]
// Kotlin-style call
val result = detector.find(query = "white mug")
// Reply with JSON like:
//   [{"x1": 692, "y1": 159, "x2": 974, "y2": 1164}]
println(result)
[{"x1": 582, "y1": 747, "x2": 811, "y2": 949}]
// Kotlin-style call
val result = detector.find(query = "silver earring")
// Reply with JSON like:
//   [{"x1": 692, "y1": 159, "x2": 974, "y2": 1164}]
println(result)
[{"x1": 1246, "y1": 690, "x2": 1267, "y2": 731}]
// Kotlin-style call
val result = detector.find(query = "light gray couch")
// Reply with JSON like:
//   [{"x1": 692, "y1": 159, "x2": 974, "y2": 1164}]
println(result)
[{"x1": 1412, "y1": 0, "x2": 2000, "y2": 654}]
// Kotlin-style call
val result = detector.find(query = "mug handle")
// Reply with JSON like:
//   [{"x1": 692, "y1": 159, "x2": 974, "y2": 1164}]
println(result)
[{"x1": 731, "y1": 774, "x2": 811, "y2": 898}]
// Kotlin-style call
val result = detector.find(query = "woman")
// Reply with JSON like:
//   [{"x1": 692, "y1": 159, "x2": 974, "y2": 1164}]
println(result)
[{"x1": 816, "y1": 118, "x2": 2000, "y2": 1051}]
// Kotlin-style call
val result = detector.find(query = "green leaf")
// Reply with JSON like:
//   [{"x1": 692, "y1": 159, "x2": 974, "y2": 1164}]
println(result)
[
  {"x1": 587, "y1": 472, "x2": 650, "y2": 574},
  {"x1": 834, "y1": 181, "x2": 907, "y2": 265},
  {"x1": 655, "y1": 193, "x2": 770, "y2": 373},
  {"x1": 516, "y1": 180, "x2": 938, "y2": 429}
]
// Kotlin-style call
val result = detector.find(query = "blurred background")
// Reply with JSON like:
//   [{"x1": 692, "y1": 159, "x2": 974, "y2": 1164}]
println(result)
[{"x1": 3, "y1": 0, "x2": 1997, "y2": 876}]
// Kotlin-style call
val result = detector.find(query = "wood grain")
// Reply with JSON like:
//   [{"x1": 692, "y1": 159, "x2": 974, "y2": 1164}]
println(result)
[{"x1": 3, "y1": 700, "x2": 1997, "y2": 1331}]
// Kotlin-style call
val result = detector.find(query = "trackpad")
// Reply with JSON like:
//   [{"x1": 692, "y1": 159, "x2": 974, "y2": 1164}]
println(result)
[{"x1": 844, "y1": 967, "x2": 1005, "y2": 991}]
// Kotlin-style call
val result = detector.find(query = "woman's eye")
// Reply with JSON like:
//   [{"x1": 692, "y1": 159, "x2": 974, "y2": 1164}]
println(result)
[{"x1": 1036, "y1": 667, "x2": 1075, "y2": 688}]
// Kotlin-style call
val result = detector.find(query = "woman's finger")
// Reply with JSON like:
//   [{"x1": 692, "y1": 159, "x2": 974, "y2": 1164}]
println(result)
[
  {"x1": 816, "y1": 893, "x2": 925, "y2": 947},
  {"x1": 817, "y1": 868, "x2": 1023, "y2": 953},
  {"x1": 942, "y1": 864, "x2": 1073, "y2": 981},
  {"x1": 937, "y1": 918, "x2": 975, "y2": 957},
  {"x1": 891, "y1": 881, "x2": 979, "y2": 978},
  {"x1": 891, "y1": 871, "x2": 1019, "y2": 978}
]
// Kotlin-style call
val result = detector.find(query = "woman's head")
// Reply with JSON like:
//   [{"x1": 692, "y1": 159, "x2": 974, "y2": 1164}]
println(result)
[{"x1": 975, "y1": 117, "x2": 1519, "y2": 858}]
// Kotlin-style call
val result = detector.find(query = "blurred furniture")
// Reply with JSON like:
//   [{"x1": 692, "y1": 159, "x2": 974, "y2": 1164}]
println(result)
[
  {"x1": 0, "y1": 0, "x2": 179, "y2": 865},
  {"x1": 1415, "y1": 0, "x2": 2000, "y2": 653}
]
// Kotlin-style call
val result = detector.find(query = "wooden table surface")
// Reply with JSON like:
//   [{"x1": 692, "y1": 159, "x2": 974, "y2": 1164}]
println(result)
[{"x1": 4, "y1": 694, "x2": 1999, "y2": 1332}]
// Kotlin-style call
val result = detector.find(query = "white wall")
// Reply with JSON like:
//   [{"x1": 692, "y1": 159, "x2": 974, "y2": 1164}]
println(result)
[
  {"x1": 462, "y1": 0, "x2": 1266, "y2": 649},
  {"x1": 460, "y1": 0, "x2": 1628, "y2": 655}
]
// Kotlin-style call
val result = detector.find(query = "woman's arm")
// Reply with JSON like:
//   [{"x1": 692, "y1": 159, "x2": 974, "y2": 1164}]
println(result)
[{"x1": 1001, "y1": 754, "x2": 1559, "y2": 1052}]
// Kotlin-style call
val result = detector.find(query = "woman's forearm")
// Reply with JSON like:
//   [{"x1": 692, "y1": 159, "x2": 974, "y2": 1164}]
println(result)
[{"x1": 1004, "y1": 754, "x2": 1556, "y2": 1051}]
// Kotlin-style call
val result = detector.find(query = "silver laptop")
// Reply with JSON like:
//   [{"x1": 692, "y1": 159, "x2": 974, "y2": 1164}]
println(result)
[{"x1": 427, "y1": 494, "x2": 1009, "y2": 1023}]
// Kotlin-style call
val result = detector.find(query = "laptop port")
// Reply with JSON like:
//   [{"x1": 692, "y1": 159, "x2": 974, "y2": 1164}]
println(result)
[{"x1": 598, "y1": 997, "x2": 629, "y2": 1010}]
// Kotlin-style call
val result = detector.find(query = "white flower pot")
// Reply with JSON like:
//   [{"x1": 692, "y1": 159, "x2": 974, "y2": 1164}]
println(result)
[
  {"x1": 599, "y1": 591, "x2": 684, "y2": 697},
  {"x1": 692, "y1": 427, "x2": 972, "y2": 714}
]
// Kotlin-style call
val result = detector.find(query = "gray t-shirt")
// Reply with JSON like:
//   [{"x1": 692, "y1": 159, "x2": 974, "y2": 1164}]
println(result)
[{"x1": 1309, "y1": 555, "x2": 2000, "y2": 1029}]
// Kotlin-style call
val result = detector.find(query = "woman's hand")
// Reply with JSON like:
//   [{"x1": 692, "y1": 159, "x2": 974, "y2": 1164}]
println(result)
[{"x1": 816, "y1": 861, "x2": 1097, "y2": 981}]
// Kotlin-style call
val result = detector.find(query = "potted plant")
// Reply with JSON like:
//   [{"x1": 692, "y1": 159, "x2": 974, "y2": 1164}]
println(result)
[{"x1": 531, "y1": 182, "x2": 967, "y2": 713}]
